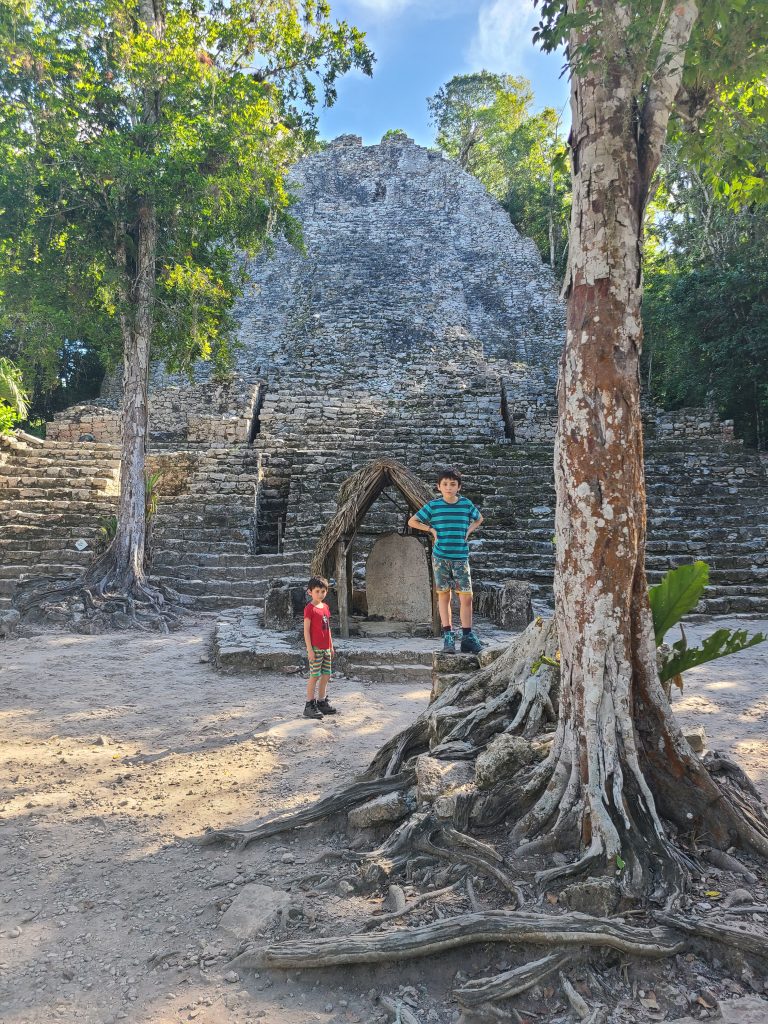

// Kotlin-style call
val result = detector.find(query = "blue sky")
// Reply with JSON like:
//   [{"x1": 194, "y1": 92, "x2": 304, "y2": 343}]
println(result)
[{"x1": 317, "y1": 0, "x2": 570, "y2": 147}]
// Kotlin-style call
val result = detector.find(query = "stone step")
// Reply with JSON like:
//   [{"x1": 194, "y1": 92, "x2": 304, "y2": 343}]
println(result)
[
  {"x1": 150, "y1": 574, "x2": 270, "y2": 599},
  {"x1": 0, "y1": 552, "x2": 92, "y2": 577},
  {"x1": 337, "y1": 661, "x2": 432, "y2": 685}
]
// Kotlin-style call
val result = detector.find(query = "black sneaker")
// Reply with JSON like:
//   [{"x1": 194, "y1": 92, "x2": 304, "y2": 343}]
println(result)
[
  {"x1": 460, "y1": 630, "x2": 483, "y2": 654},
  {"x1": 316, "y1": 697, "x2": 337, "y2": 715},
  {"x1": 303, "y1": 700, "x2": 323, "y2": 720}
]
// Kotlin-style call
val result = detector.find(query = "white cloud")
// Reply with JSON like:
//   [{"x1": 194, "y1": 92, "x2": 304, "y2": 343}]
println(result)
[
  {"x1": 344, "y1": 0, "x2": 460, "y2": 18},
  {"x1": 466, "y1": 0, "x2": 538, "y2": 73}
]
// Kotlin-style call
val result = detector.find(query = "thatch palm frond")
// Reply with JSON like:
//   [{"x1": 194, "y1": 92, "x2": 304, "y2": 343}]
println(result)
[
  {"x1": 311, "y1": 458, "x2": 433, "y2": 577},
  {"x1": 0, "y1": 357, "x2": 29, "y2": 420}
]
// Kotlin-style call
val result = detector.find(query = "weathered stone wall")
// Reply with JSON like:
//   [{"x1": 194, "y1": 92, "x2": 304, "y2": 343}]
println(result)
[
  {"x1": 47, "y1": 405, "x2": 122, "y2": 444},
  {"x1": 49, "y1": 374, "x2": 259, "y2": 446},
  {"x1": 644, "y1": 406, "x2": 736, "y2": 443}
]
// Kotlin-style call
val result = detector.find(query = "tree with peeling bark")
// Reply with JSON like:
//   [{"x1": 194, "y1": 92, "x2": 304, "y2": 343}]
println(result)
[
  {"x1": 534, "y1": 0, "x2": 768, "y2": 893},
  {"x1": 0, "y1": 0, "x2": 372, "y2": 612}
]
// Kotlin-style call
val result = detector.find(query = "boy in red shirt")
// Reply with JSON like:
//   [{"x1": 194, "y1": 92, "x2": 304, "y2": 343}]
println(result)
[{"x1": 302, "y1": 576, "x2": 338, "y2": 719}]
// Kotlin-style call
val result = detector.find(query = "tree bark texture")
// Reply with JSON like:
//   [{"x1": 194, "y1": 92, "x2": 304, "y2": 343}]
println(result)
[{"x1": 538, "y1": 1, "x2": 768, "y2": 889}]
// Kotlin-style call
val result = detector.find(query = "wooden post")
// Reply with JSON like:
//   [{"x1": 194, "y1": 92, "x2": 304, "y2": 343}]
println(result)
[{"x1": 336, "y1": 539, "x2": 350, "y2": 639}]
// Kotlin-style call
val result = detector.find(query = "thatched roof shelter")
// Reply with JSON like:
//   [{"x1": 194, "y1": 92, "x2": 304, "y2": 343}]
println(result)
[{"x1": 310, "y1": 458, "x2": 433, "y2": 578}]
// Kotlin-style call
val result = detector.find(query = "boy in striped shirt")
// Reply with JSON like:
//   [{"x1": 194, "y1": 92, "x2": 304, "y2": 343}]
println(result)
[{"x1": 408, "y1": 467, "x2": 484, "y2": 654}]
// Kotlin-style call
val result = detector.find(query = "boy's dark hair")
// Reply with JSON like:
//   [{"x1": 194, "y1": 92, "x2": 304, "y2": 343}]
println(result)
[
  {"x1": 307, "y1": 576, "x2": 329, "y2": 591},
  {"x1": 436, "y1": 466, "x2": 462, "y2": 487}
]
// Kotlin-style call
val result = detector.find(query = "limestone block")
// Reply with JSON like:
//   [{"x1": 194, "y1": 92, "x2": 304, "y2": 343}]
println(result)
[
  {"x1": 474, "y1": 734, "x2": 535, "y2": 791},
  {"x1": 347, "y1": 788, "x2": 415, "y2": 829},
  {"x1": 1, "y1": 609, "x2": 21, "y2": 638},
  {"x1": 217, "y1": 883, "x2": 293, "y2": 945},
  {"x1": 415, "y1": 755, "x2": 474, "y2": 804},
  {"x1": 366, "y1": 533, "x2": 432, "y2": 622},
  {"x1": 263, "y1": 580, "x2": 307, "y2": 630},
  {"x1": 683, "y1": 724, "x2": 706, "y2": 753},
  {"x1": 561, "y1": 878, "x2": 619, "y2": 917},
  {"x1": 473, "y1": 581, "x2": 533, "y2": 630}
]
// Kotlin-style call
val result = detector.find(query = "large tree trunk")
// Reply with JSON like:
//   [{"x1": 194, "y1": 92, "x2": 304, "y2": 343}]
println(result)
[
  {"x1": 529, "y1": 0, "x2": 768, "y2": 891},
  {"x1": 83, "y1": 0, "x2": 165, "y2": 604},
  {"x1": 84, "y1": 201, "x2": 158, "y2": 600}
]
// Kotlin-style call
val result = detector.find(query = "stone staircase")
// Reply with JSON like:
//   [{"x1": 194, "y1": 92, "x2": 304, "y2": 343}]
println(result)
[
  {"x1": 2, "y1": 423, "x2": 767, "y2": 616},
  {"x1": 275, "y1": 435, "x2": 768, "y2": 616},
  {"x1": 0, "y1": 433, "x2": 120, "y2": 610}
]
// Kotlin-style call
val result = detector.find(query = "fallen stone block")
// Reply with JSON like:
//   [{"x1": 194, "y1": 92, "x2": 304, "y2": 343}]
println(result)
[
  {"x1": 683, "y1": 724, "x2": 706, "y2": 753},
  {"x1": 347, "y1": 788, "x2": 416, "y2": 829},
  {"x1": 217, "y1": 883, "x2": 294, "y2": 946},
  {"x1": 474, "y1": 734, "x2": 535, "y2": 791},
  {"x1": 415, "y1": 755, "x2": 474, "y2": 804}
]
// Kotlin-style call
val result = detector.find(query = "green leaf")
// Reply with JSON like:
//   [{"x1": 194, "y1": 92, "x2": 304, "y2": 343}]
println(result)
[
  {"x1": 615, "y1": 854, "x2": 625, "y2": 871},
  {"x1": 649, "y1": 562, "x2": 709, "y2": 645},
  {"x1": 659, "y1": 628, "x2": 766, "y2": 683}
]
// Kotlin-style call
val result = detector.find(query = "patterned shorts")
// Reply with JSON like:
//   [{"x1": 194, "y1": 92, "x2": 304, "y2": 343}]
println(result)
[
  {"x1": 432, "y1": 556, "x2": 473, "y2": 594},
  {"x1": 309, "y1": 647, "x2": 332, "y2": 678}
]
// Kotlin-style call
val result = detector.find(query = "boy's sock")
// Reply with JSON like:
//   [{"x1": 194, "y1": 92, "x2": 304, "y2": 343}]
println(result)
[
  {"x1": 462, "y1": 627, "x2": 472, "y2": 636},
  {"x1": 442, "y1": 625, "x2": 452, "y2": 635}
]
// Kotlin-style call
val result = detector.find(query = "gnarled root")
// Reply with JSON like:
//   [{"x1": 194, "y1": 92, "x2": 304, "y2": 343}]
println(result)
[
  {"x1": 13, "y1": 556, "x2": 181, "y2": 633},
  {"x1": 200, "y1": 770, "x2": 415, "y2": 848},
  {"x1": 455, "y1": 951, "x2": 575, "y2": 1007},
  {"x1": 235, "y1": 910, "x2": 685, "y2": 970}
]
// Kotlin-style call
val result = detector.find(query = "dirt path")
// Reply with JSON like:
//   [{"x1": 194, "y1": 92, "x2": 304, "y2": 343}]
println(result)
[{"x1": 1, "y1": 615, "x2": 767, "y2": 1024}]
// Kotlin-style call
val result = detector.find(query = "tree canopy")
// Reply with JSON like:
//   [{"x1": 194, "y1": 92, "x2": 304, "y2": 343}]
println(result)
[
  {"x1": 428, "y1": 72, "x2": 570, "y2": 277},
  {"x1": 0, "y1": 0, "x2": 374, "y2": 391}
]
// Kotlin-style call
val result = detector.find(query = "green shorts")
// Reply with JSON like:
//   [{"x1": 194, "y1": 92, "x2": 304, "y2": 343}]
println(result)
[
  {"x1": 432, "y1": 556, "x2": 473, "y2": 594},
  {"x1": 309, "y1": 647, "x2": 332, "y2": 678}
]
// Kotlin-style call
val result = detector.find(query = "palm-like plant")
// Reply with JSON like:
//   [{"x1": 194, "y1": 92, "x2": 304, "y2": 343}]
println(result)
[{"x1": 0, "y1": 357, "x2": 29, "y2": 420}]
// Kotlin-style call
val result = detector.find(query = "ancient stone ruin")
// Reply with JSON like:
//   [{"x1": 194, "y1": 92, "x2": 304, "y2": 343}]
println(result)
[{"x1": 2, "y1": 134, "x2": 767, "y2": 621}]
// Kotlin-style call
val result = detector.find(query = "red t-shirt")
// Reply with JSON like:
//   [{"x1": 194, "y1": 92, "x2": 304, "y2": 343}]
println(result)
[{"x1": 304, "y1": 601, "x2": 332, "y2": 650}]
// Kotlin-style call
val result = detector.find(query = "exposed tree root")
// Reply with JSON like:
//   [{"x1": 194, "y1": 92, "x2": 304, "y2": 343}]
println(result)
[
  {"x1": 653, "y1": 911, "x2": 768, "y2": 960},
  {"x1": 233, "y1": 911, "x2": 686, "y2": 969},
  {"x1": 204, "y1": 616, "x2": 768, "y2": 1023},
  {"x1": 363, "y1": 881, "x2": 461, "y2": 930},
  {"x1": 12, "y1": 573, "x2": 181, "y2": 633},
  {"x1": 199, "y1": 770, "x2": 415, "y2": 847},
  {"x1": 362, "y1": 618, "x2": 559, "y2": 781},
  {"x1": 454, "y1": 952, "x2": 574, "y2": 1007},
  {"x1": 379, "y1": 994, "x2": 422, "y2": 1024}
]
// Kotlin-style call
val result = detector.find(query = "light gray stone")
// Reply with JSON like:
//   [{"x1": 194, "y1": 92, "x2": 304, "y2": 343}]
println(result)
[
  {"x1": 347, "y1": 789, "x2": 415, "y2": 829},
  {"x1": 217, "y1": 884, "x2": 293, "y2": 945},
  {"x1": 365, "y1": 533, "x2": 432, "y2": 622},
  {"x1": 474, "y1": 734, "x2": 535, "y2": 791},
  {"x1": 415, "y1": 755, "x2": 474, "y2": 804},
  {"x1": 684, "y1": 724, "x2": 707, "y2": 753},
  {"x1": 0, "y1": 609, "x2": 20, "y2": 638}
]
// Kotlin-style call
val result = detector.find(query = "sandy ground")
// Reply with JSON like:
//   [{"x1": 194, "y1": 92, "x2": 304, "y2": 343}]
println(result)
[{"x1": 1, "y1": 615, "x2": 767, "y2": 1024}]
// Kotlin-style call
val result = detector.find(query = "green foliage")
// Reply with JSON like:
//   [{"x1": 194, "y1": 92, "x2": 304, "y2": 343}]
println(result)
[
  {"x1": 145, "y1": 471, "x2": 162, "y2": 522},
  {"x1": 649, "y1": 562, "x2": 766, "y2": 686},
  {"x1": 660, "y1": 626, "x2": 766, "y2": 684},
  {"x1": 428, "y1": 72, "x2": 570, "y2": 277},
  {"x1": 95, "y1": 515, "x2": 118, "y2": 555},
  {"x1": 644, "y1": 146, "x2": 768, "y2": 448},
  {"x1": 0, "y1": 0, "x2": 374, "y2": 391},
  {"x1": 0, "y1": 356, "x2": 29, "y2": 419},
  {"x1": 381, "y1": 129, "x2": 409, "y2": 141},
  {"x1": 649, "y1": 561, "x2": 709, "y2": 647},
  {"x1": 0, "y1": 401, "x2": 16, "y2": 434}
]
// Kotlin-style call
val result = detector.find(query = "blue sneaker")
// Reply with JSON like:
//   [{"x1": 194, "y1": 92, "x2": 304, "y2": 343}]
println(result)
[
  {"x1": 442, "y1": 630, "x2": 456, "y2": 654},
  {"x1": 460, "y1": 630, "x2": 483, "y2": 654}
]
